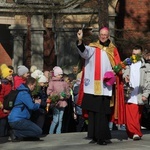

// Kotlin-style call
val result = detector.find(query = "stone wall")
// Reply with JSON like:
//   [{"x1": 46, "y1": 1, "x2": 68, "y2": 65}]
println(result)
[{"x1": 0, "y1": 0, "x2": 118, "y2": 72}]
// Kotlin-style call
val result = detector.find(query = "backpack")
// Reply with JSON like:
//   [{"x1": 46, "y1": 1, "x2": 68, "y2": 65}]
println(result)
[{"x1": 3, "y1": 90, "x2": 23, "y2": 110}]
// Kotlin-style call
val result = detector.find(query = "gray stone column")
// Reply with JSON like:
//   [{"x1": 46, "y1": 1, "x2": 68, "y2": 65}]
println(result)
[
  {"x1": 109, "y1": 16, "x2": 115, "y2": 43},
  {"x1": 31, "y1": 15, "x2": 45, "y2": 71},
  {"x1": 9, "y1": 25, "x2": 27, "y2": 73}
]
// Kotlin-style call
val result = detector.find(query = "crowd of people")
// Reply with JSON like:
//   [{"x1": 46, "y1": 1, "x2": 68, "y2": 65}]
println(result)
[
  {"x1": 0, "y1": 63, "x2": 85, "y2": 141},
  {"x1": 0, "y1": 27, "x2": 149, "y2": 146}
]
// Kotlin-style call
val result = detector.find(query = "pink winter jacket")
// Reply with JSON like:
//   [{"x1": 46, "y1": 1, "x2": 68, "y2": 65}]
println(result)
[{"x1": 47, "y1": 77, "x2": 70, "y2": 108}]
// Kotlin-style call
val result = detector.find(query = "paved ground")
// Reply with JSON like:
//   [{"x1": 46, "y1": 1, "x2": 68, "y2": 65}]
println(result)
[{"x1": 1, "y1": 130, "x2": 150, "y2": 150}]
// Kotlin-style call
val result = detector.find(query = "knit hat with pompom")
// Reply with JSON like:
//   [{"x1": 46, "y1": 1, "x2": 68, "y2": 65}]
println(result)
[
  {"x1": 1, "y1": 66, "x2": 13, "y2": 78},
  {"x1": 38, "y1": 75, "x2": 48, "y2": 83},
  {"x1": 53, "y1": 66, "x2": 63, "y2": 76},
  {"x1": 31, "y1": 69, "x2": 43, "y2": 79}
]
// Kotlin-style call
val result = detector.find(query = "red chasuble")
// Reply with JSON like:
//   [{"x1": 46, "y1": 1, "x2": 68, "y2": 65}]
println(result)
[{"x1": 77, "y1": 44, "x2": 126, "y2": 124}]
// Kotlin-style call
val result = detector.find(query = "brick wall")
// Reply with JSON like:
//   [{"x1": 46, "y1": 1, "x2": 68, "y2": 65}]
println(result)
[
  {"x1": 125, "y1": 0, "x2": 149, "y2": 32},
  {"x1": 116, "y1": 0, "x2": 150, "y2": 58}
]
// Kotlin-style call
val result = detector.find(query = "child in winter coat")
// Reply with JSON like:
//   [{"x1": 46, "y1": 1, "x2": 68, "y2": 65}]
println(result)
[
  {"x1": 13, "y1": 65, "x2": 30, "y2": 89},
  {"x1": 0, "y1": 64, "x2": 13, "y2": 137},
  {"x1": 31, "y1": 74, "x2": 48, "y2": 130},
  {"x1": 73, "y1": 71, "x2": 86, "y2": 132},
  {"x1": 47, "y1": 66, "x2": 70, "y2": 134}
]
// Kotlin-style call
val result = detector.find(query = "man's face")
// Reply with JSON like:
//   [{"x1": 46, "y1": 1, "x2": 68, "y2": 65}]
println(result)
[
  {"x1": 145, "y1": 54, "x2": 150, "y2": 59},
  {"x1": 73, "y1": 66, "x2": 78, "y2": 74},
  {"x1": 99, "y1": 29, "x2": 109, "y2": 43},
  {"x1": 132, "y1": 49, "x2": 142, "y2": 55},
  {"x1": 29, "y1": 82, "x2": 36, "y2": 91}
]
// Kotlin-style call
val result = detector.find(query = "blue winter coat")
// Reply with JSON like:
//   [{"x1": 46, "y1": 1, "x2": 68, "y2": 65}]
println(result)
[{"x1": 8, "y1": 84, "x2": 40, "y2": 122}]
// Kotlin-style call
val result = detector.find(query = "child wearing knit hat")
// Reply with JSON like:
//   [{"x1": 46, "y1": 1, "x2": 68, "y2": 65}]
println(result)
[
  {"x1": 0, "y1": 64, "x2": 13, "y2": 137},
  {"x1": 47, "y1": 66, "x2": 70, "y2": 134},
  {"x1": 31, "y1": 74, "x2": 48, "y2": 130},
  {"x1": 31, "y1": 70, "x2": 43, "y2": 79},
  {"x1": 38, "y1": 75, "x2": 48, "y2": 84},
  {"x1": 72, "y1": 71, "x2": 87, "y2": 132},
  {"x1": 0, "y1": 64, "x2": 8, "y2": 71},
  {"x1": 1, "y1": 67, "x2": 13, "y2": 79},
  {"x1": 17, "y1": 65, "x2": 29, "y2": 77},
  {"x1": 53, "y1": 66, "x2": 63, "y2": 77},
  {"x1": 13, "y1": 65, "x2": 30, "y2": 89},
  {"x1": 0, "y1": 64, "x2": 13, "y2": 79}
]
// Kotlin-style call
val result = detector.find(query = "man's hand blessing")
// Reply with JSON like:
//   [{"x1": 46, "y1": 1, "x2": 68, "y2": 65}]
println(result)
[{"x1": 77, "y1": 29, "x2": 83, "y2": 45}]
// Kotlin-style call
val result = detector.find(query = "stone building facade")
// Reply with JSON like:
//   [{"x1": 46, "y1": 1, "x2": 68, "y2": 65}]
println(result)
[
  {"x1": 0, "y1": 0, "x2": 149, "y2": 73},
  {"x1": 0, "y1": 0, "x2": 118, "y2": 73}
]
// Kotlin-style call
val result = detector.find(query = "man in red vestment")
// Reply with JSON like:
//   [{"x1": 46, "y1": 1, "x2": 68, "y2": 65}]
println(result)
[{"x1": 76, "y1": 27, "x2": 125, "y2": 145}]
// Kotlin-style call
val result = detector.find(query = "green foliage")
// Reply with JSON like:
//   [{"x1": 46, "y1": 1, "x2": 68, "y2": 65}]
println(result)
[
  {"x1": 31, "y1": 79, "x2": 40, "y2": 98},
  {"x1": 48, "y1": 91, "x2": 67, "y2": 103},
  {"x1": 48, "y1": 94, "x2": 60, "y2": 103}
]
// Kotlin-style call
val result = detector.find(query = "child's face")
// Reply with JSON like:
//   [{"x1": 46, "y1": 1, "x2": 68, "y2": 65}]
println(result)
[
  {"x1": 39, "y1": 82, "x2": 45, "y2": 86},
  {"x1": 6, "y1": 74, "x2": 13, "y2": 81},
  {"x1": 44, "y1": 71, "x2": 50, "y2": 79},
  {"x1": 56, "y1": 74, "x2": 63, "y2": 79},
  {"x1": 22, "y1": 72, "x2": 30, "y2": 79},
  {"x1": 132, "y1": 49, "x2": 142, "y2": 55},
  {"x1": 64, "y1": 77, "x2": 69, "y2": 83}
]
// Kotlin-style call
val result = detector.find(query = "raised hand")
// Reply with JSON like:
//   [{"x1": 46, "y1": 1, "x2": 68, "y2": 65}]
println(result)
[{"x1": 77, "y1": 29, "x2": 83, "y2": 40}]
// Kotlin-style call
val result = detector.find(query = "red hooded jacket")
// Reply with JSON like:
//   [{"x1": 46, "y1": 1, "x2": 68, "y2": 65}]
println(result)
[{"x1": 0, "y1": 79, "x2": 12, "y2": 118}]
